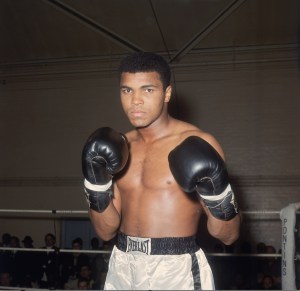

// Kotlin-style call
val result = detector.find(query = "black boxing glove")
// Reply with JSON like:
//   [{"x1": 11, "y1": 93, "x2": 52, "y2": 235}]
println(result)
[
  {"x1": 168, "y1": 136, "x2": 238, "y2": 220},
  {"x1": 82, "y1": 127, "x2": 129, "y2": 212}
]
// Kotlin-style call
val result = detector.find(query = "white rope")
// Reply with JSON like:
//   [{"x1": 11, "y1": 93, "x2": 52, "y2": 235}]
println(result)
[
  {"x1": 1, "y1": 209, "x2": 298, "y2": 215},
  {"x1": 0, "y1": 246, "x2": 294, "y2": 259},
  {"x1": 0, "y1": 209, "x2": 88, "y2": 214},
  {"x1": 241, "y1": 210, "x2": 282, "y2": 215},
  {"x1": 0, "y1": 287, "x2": 47, "y2": 291},
  {"x1": 207, "y1": 253, "x2": 282, "y2": 258},
  {"x1": 0, "y1": 246, "x2": 110, "y2": 254},
  {"x1": 0, "y1": 287, "x2": 48, "y2": 291}
]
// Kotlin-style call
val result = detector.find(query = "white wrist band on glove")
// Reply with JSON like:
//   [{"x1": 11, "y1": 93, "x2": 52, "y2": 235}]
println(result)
[
  {"x1": 200, "y1": 184, "x2": 232, "y2": 201},
  {"x1": 84, "y1": 179, "x2": 112, "y2": 192}
]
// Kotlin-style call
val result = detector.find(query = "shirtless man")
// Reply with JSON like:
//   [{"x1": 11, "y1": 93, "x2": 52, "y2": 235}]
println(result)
[{"x1": 82, "y1": 52, "x2": 241, "y2": 290}]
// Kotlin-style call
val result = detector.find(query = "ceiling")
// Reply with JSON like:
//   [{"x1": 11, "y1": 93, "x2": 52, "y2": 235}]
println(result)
[{"x1": 0, "y1": 0, "x2": 298, "y2": 65}]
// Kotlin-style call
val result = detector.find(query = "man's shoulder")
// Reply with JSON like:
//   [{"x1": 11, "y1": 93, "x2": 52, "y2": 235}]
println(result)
[
  {"x1": 179, "y1": 129, "x2": 216, "y2": 143},
  {"x1": 172, "y1": 120, "x2": 212, "y2": 142},
  {"x1": 172, "y1": 120, "x2": 224, "y2": 157}
]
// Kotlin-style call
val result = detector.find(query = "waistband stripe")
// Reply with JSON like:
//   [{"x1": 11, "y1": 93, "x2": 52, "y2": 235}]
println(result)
[{"x1": 117, "y1": 232, "x2": 199, "y2": 255}]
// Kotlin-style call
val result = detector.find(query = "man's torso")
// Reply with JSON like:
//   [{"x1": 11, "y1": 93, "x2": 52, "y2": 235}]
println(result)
[{"x1": 116, "y1": 120, "x2": 204, "y2": 238}]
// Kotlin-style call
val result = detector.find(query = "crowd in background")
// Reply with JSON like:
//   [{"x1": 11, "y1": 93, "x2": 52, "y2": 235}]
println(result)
[
  {"x1": 0, "y1": 232, "x2": 113, "y2": 290},
  {"x1": 208, "y1": 241, "x2": 282, "y2": 290},
  {"x1": 1, "y1": 231, "x2": 299, "y2": 290}
]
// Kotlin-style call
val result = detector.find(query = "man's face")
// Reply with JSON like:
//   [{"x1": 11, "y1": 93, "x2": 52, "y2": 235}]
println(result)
[
  {"x1": 45, "y1": 235, "x2": 55, "y2": 247},
  {"x1": 78, "y1": 281, "x2": 89, "y2": 290},
  {"x1": 120, "y1": 72, "x2": 171, "y2": 128},
  {"x1": 80, "y1": 266, "x2": 91, "y2": 279}
]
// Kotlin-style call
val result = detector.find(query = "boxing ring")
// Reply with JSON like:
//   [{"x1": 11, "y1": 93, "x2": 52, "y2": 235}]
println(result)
[{"x1": 0, "y1": 205, "x2": 299, "y2": 290}]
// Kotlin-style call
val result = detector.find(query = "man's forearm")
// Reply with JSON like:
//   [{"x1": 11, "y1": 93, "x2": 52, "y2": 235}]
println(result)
[
  {"x1": 207, "y1": 212, "x2": 241, "y2": 245},
  {"x1": 89, "y1": 203, "x2": 121, "y2": 241}
]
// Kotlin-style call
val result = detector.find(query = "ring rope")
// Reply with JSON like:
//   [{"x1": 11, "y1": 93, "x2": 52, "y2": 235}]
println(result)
[
  {"x1": 0, "y1": 246, "x2": 298, "y2": 259},
  {"x1": 0, "y1": 246, "x2": 110, "y2": 254},
  {"x1": 0, "y1": 209, "x2": 88, "y2": 214},
  {"x1": 1, "y1": 209, "x2": 298, "y2": 215}
]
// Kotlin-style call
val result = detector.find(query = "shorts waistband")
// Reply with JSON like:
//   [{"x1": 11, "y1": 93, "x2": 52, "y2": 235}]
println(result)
[{"x1": 116, "y1": 232, "x2": 199, "y2": 255}]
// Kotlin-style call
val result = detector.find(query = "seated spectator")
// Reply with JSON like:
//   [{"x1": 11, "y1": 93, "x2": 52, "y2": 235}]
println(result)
[
  {"x1": 263, "y1": 245, "x2": 281, "y2": 288},
  {"x1": 77, "y1": 278, "x2": 90, "y2": 290},
  {"x1": 90, "y1": 237, "x2": 101, "y2": 252},
  {"x1": 256, "y1": 242, "x2": 266, "y2": 253},
  {"x1": 90, "y1": 241, "x2": 108, "y2": 289},
  {"x1": 1, "y1": 233, "x2": 11, "y2": 247},
  {"x1": 18, "y1": 235, "x2": 39, "y2": 287},
  {"x1": 213, "y1": 243, "x2": 224, "y2": 253},
  {"x1": 253, "y1": 242, "x2": 267, "y2": 288},
  {"x1": 64, "y1": 264, "x2": 93, "y2": 290},
  {"x1": 0, "y1": 271, "x2": 13, "y2": 287},
  {"x1": 4, "y1": 236, "x2": 22, "y2": 286},
  {"x1": 255, "y1": 244, "x2": 281, "y2": 289},
  {"x1": 0, "y1": 233, "x2": 11, "y2": 273},
  {"x1": 229, "y1": 273, "x2": 250, "y2": 290},
  {"x1": 89, "y1": 237, "x2": 101, "y2": 271},
  {"x1": 61, "y1": 237, "x2": 90, "y2": 286},
  {"x1": 37, "y1": 233, "x2": 61, "y2": 289},
  {"x1": 259, "y1": 274, "x2": 278, "y2": 290}
]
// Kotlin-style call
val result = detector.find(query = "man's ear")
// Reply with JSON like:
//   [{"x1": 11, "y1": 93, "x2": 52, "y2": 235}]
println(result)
[{"x1": 164, "y1": 86, "x2": 172, "y2": 103}]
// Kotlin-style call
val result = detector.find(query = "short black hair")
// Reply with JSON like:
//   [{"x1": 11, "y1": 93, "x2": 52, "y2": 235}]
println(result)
[
  {"x1": 72, "y1": 237, "x2": 83, "y2": 246},
  {"x1": 45, "y1": 233, "x2": 56, "y2": 240},
  {"x1": 118, "y1": 52, "x2": 171, "y2": 89}
]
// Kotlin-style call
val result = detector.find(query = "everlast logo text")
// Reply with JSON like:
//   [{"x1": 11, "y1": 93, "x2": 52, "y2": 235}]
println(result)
[{"x1": 126, "y1": 237, "x2": 151, "y2": 255}]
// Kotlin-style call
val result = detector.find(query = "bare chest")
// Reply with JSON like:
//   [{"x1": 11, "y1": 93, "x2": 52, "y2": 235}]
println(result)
[{"x1": 118, "y1": 141, "x2": 175, "y2": 191}]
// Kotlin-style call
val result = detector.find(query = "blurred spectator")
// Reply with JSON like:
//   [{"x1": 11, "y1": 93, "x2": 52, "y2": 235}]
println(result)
[
  {"x1": 89, "y1": 239, "x2": 115, "y2": 289},
  {"x1": 77, "y1": 278, "x2": 90, "y2": 290},
  {"x1": 4, "y1": 236, "x2": 23, "y2": 286},
  {"x1": 229, "y1": 273, "x2": 250, "y2": 290},
  {"x1": 37, "y1": 233, "x2": 61, "y2": 289},
  {"x1": 263, "y1": 245, "x2": 281, "y2": 288},
  {"x1": 0, "y1": 271, "x2": 13, "y2": 287},
  {"x1": 64, "y1": 264, "x2": 94, "y2": 290},
  {"x1": 89, "y1": 237, "x2": 101, "y2": 268},
  {"x1": 0, "y1": 234, "x2": 11, "y2": 272},
  {"x1": 1, "y1": 233, "x2": 11, "y2": 247},
  {"x1": 254, "y1": 244, "x2": 281, "y2": 289},
  {"x1": 61, "y1": 237, "x2": 90, "y2": 286},
  {"x1": 90, "y1": 237, "x2": 101, "y2": 251},
  {"x1": 257, "y1": 242, "x2": 266, "y2": 253},
  {"x1": 213, "y1": 243, "x2": 224, "y2": 253},
  {"x1": 18, "y1": 235, "x2": 39, "y2": 287},
  {"x1": 259, "y1": 274, "x2": 278, "y2": 290}
]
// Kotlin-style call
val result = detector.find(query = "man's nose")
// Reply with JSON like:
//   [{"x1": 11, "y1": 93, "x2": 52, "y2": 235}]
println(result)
[{"x1": 131, "y1": 93, "x2": 144, "y2": 105}]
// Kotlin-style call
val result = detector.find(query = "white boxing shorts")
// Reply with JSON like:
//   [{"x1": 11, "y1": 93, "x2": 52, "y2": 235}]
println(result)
[{"x1": 104, "y1": 232, "x2": 215, "y2": 290}]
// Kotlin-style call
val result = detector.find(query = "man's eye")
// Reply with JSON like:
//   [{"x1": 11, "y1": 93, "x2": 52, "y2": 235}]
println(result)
[
  {"x1": 145, "y1": 88, "x2": 154, "y2": 93},
  {"x1": 122, "y1": 88, "x2": 131, "y2": 94}
]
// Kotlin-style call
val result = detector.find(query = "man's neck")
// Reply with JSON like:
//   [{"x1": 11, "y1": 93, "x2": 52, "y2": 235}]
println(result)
[{"x1": 136, "y1": 115, "x2": 173, "y2": 143}]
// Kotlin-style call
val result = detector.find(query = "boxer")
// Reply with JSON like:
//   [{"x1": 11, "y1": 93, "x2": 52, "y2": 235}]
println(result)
[{"x1": 82, "y1": 52, "x2": 241, "y2": 290}]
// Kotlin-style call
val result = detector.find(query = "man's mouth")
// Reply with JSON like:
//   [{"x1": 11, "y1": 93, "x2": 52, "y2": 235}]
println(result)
[{"x1": 130, "y1": 110, "x2": 145, "y2": 117}]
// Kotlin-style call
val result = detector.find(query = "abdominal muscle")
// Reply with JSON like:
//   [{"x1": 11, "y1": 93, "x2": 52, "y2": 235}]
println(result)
[{"x1": 116, "y1": 174, "x2": 202, "y2": 238}]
